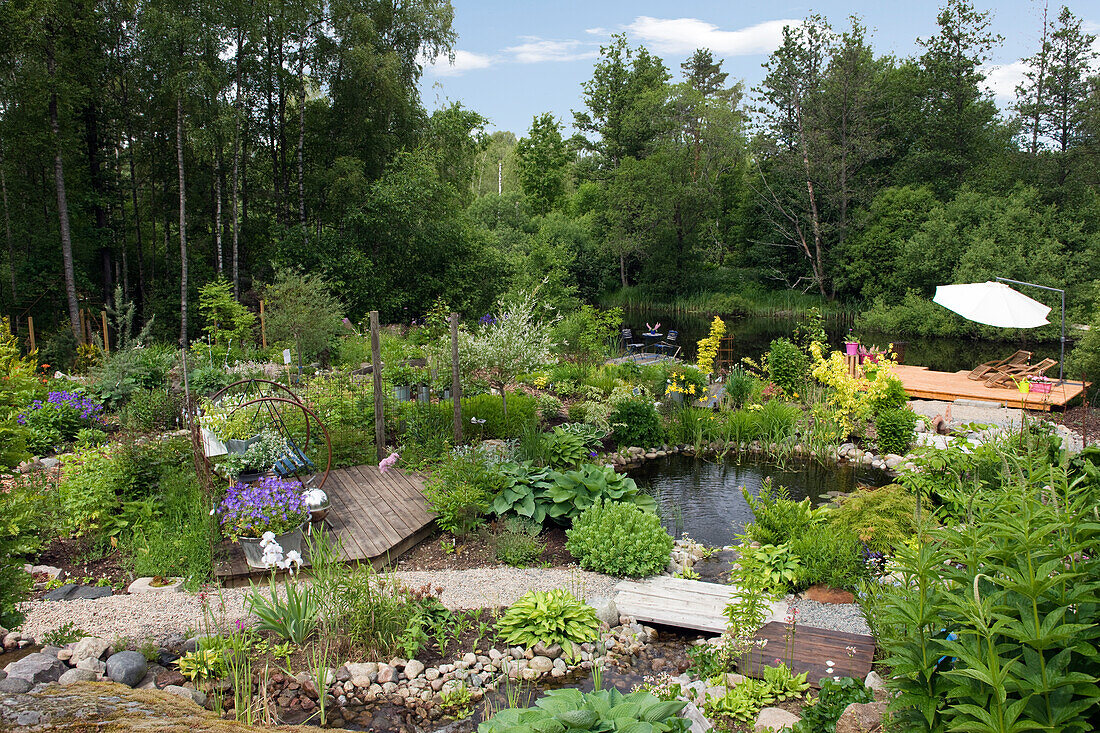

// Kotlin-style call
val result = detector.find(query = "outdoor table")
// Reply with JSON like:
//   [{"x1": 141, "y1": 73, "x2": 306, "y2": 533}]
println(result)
[{"x1": 642, "y1": 331, "x2": 663, "y2": 355}]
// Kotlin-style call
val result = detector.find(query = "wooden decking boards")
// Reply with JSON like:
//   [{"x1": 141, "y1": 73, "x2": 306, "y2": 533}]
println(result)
[
  {"x1": 214, "y1": 465, "x2": 434, "y2": 584},
  {"x1": 894, "y1": 364, "x2": 1086, "y2": 411},
  {"x1": 736, "y1": 622, "x2": 876, "y2": 689}
]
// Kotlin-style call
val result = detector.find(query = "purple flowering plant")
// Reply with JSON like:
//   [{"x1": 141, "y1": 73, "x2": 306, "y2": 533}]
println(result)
[
  {"x1": 17, "y1": 389, "x2": 105, "y2": 453},
  {"x1": 218, "y1": 476, "x2": 309, "y2": 540}
]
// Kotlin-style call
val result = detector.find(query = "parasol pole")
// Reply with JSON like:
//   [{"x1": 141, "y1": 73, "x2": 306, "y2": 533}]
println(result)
[{"x1": 995, "y1": 276, "x2": 1065, "y2": 382}]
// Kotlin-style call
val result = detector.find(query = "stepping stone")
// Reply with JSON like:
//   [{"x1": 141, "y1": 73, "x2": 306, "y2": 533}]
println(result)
[{"x1": 41, "y1": 584, "x2": 113, "y2": 602}]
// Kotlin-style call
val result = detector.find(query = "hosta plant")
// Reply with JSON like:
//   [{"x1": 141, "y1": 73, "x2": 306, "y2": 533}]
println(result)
[
  {"x1": 479, "y1": 687, "x2": 689, "y2": 733},
  {"x1": 495, "y1": 589, "x2": 600, "y2": 655},
  {"x1": 546, "y1": 464, "x2": 656, "y2": 521}
]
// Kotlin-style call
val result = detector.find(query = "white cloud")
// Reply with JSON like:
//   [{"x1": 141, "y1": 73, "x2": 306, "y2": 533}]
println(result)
[
  {"x1": 981, "y1": 60, "x2": 1028, "y2": 102},
  {"x1": 503, "y1": 37, "x2": 598, "y2": 64},
  {"x1": 422, "y1": 49, "x2": 493, "y2": 76},
  {"x1": 585, "y1": 27, "x2": 608, "y2": 36},
  {"x1": 624, "y1": 16, "x2": 799, "y2": 56}
]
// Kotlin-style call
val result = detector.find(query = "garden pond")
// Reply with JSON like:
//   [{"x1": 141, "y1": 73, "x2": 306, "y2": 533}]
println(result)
[
  {"x1": 631, "y1": 454, "x2": 891, "y2": 548},
  {"x1": 624, "y1": 312, "x2": 1065, "y2": 373}
]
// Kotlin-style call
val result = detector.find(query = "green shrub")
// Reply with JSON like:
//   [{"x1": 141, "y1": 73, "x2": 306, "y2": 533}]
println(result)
[
  {"x1": 494, "y1": 529, "x2": 545, "y2": 567},
  {"x1": 41, "y1": 622, "x2": 89, "y2": 646},
  {"x1": 187, "y1": 365, "x2": 234, "y2": 396},
  {"x1": 724, "y1": 367, "x2": 759, "y2": 407},
  {"x1": 738, "y1": 543, "x2": 802, "y2": 591},
  {"x1": 536, "y1": 393, "x2": 563, "y2": 422},
  {"x1": 752, "y1": 399, "x2": 801, "y2": 443},
  {"x1": 18, "y1": 390, "x2": 105, "y2": 454},
  {"x1": 764, "y1": 338, "x2": 808, "y2": 395},
  {"x1": 462, "y1": 392, "x2": 537, "y2": 439},
  {"x1": 827, "y1": 484, "x2": 926, "y2": 553},
  {"x1": 566, "y1": 402, "x2": 587, "y2": 422},
  {"x1": 790, "y1": 677, "x2": 874, "y2": 733},
  {"x1": 495, "y1": 589, "x2": 600, "y2": 654},
  {"x1": 742, "y1": 480, "x2": 815, "y2": 546},
  {"x1": 788, "y1": 523, "x2": 866, "y2": 591},
  {"x1": 566, "y1": 500, "x2": 673, "y2": 577},
  {"x1": 0, "y1": 475, "x2": 54, "y2": 629},
  {"x1": 122, "y1": 471, "x2": 214, "y2": 586},
  {"x1": 75, "y1": 428, "x2": 108, "y2": 448},
  {"x1": 874, "y1": 406, "x2": 918, "y2": 455},
  {"x1": 328, "y1": 426, "x2": 375, "y2": 469},
  {"x1": 121, "y1": 388, "x2": 180, "y2": 433},
  {"x1": 480, "y1": 688, "x2": 688, "y2": 733},
  {"x1": 867, "y1": 373, "x2": 908, "y2": 415},
  {"x1": 544, "y1": 427, "x2": 589, "y2": 469},
  {"x1": 423, "y1": 451, "x2": 504, "y2": 536},
  {"x1": 609, "y1": 399, "x2": 663, "y2": 449}
]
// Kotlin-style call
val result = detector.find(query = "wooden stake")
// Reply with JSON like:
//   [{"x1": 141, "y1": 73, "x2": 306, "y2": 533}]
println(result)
[
  {"x1": 79, "y1": 309, "x2": 86, "y2": 344},
  {"x1": 370, "y1": 310, "x2": 385, "y2": 461},
  {"x1": 259, "y1": 299, "x2": 267, "y2": 348},
  {"x1": 101, "y1": 311, "x2": 109, "y2": 354},
  {"x1": 451, "y1": 312, "x2": 462, "y2": 444},
  {"x1": 27, "y1": 316, "x2": 34, "y2": 353}
]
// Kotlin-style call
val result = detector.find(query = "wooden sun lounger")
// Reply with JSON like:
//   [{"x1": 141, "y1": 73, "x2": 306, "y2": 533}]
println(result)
[
  {"x1": 968, "y1": 350, "x2": 1031, "y2": 381},
  {"x1": 984, "y1": 358, "x2": 1058, "y2": 389}
]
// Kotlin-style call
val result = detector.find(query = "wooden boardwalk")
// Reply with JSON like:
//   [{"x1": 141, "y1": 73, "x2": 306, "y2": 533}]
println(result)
[
  {"x1": 736, "y1": 622, "x2": 875, "y2": 689},
  {"x1": 215, "y1": 465, "x2": 434, "y2": 584},
  {"x1": 614, "y1": 577, "x2": 786, "y2": 634},
  {"x1": 895, "y1": 364, "x2": 1086, "y2": 411}
]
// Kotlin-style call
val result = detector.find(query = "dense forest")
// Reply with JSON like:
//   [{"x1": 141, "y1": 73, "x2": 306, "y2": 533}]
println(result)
[{"x1": 0, "y1": 0, "x2": 1098, "y2": 361}]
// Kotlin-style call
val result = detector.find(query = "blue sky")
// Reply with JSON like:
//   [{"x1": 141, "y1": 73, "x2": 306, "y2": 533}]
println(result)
[{"x1": 418, "y1": 0, "x2": 1100, "y2": 135}]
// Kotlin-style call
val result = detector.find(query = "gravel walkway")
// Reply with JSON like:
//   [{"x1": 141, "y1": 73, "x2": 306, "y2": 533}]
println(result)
[{"x1": 17, "y1": 567, "x2": 619, "y2": 644}]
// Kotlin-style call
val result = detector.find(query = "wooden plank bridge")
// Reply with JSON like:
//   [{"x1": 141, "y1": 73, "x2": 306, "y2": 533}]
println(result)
[
  {"x1": 615, "y1": 577, "x2": 875, "y2": 688},
  {"x1": 215, "y1": 465, "x2": 434, "y2": 584}
]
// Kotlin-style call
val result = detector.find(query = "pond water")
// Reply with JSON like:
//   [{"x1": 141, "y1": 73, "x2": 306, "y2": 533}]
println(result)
[
  {"x1": 630, "y1": 454, "x2": 891, "y2": 548},
  {"x1": 623, "y1": 311, "x2": 1064, "y2": 373}
]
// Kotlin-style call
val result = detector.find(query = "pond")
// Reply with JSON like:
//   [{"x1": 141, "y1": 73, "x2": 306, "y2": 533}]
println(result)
[
  {"x1": 630, "y1": 454, "x2": 891, "y2": 548},
  {"x1": 623, "y1": 311, "x2": 1065, "y2": 373}
]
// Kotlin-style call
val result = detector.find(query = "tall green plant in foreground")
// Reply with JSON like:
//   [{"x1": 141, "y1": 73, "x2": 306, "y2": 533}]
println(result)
[{"x1": 871, "y1": 452, "x2": 1100, "y2": 733}]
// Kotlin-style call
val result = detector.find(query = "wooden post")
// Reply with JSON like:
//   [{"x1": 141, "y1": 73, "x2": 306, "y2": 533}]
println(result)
[
  {"x1": 79, "y1": 309, "x2": 86, "y2": 344},
  {"x1": 451, "y1": 312, "x2": 462, "y2": 444},
  {"x1": 259, "y1": 300, "x2": 267, "y2": 348},
  {"x1": 100, "y1": 311, "x2": 109, "y2": 354},
  {"x1": 27, "y1": 316, "x2": 35, "y2": 353},
  {"x1": 370, "y1": 310, "x2": 385, "y2": 461}
]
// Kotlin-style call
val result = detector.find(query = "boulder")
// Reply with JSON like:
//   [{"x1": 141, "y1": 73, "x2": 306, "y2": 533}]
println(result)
[
  {"x1": 59, "y1": 668, "x2": 98, "y2": 685},
  {"x1": 106, "y1": 651, "x2": 148, "y2": 687},
  {"x1": 754, "y1": 707, "x2": 800, "y2": 732},
  {"x1": 2, "y1": 632, "x2": 19, "y2": 650},
  {"x1": 588, "y1": 597, "x2": 619, "y2": 627},
  {"x1": 155, "y1": 669, "x2": 186, "y2": 689},
  {"x1": 127, "y1": 577, "x2": 184, "y2": 594},
  {"x1": 76, "y1": 657, "x2": 107, "y2": 674},
  {"x1": 680, "y1": 701, "x2": 712, "y2": 733},
  {"x1": 528, "y1": 656, "x2": 554, "y2": 674},
  {"x1": 164, "y1": 684, "x2": 205, "y2": 706},
  {"x1": 4, "y1": 652, "x2": 66, "y2": 683},
  {"x1": 376, "y1": 664, "x2": 396, "y2": 684},
  {"x1": 72, "y1": 636, "x2": 111, "y2": 662},
  {"x1": 404, "y1": 659, "x2": 425, "y2": 679},
  {"x1": 345, "y1": 662, "x2": 377, "y2": 687},
  {"x1": 0, "y1": 676, "x2": 33, "y2": 693},
  {"x1": 532, "y1": 643, "x2": 562, "y2": 660},
  {"x1": 836, "y1": 701, "x2": 887, "y2": 733}
]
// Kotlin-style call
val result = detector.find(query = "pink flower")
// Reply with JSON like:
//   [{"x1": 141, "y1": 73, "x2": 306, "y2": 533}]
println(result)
[{"x1": 379, "y1": 452, "x2": 400, "y2": 473}]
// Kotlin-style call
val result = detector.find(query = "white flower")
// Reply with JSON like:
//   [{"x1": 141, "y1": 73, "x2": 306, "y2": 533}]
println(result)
[
  {"x1": 826, "y1": 660, "x2": 835, "y2": 666},
  {"x1": 261, "y1": 531, "x2": 276, "y2": 544},
  {"x1": 284, "y1": 550, "x2": 303, "y2": 567}
]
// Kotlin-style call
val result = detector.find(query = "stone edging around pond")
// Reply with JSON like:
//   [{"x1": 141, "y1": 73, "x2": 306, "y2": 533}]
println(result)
[
  {"x1": 603, "y1": 442, "x2": 919, "y2": 478},
  {"x1": 0, "y1": 619, "x2": 663, "y2": 728}
]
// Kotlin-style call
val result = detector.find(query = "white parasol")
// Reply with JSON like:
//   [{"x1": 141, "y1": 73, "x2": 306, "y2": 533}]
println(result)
[{"x1": 932, "y1": 281, "x2": 1051, "y2": 329}]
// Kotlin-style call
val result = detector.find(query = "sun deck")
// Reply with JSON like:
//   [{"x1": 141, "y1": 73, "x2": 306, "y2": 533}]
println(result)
[{"x1": 894, "y1": 364, "x2": 1086, "y2": 411}]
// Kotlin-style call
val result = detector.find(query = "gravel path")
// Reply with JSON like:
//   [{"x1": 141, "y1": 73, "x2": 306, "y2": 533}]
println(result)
[{"x1": 17, "y1": 567, "x2": 619, "y2": 643}]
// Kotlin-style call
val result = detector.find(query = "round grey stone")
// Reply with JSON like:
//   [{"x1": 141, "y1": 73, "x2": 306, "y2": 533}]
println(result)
[
  {"x1": 106, "y1": 651, "x2": 148, "y2": 687},
  {"x1": 0, "y1": 676, "x2": 33, "y2": 693},
  {"x1": 59, "y1": 668, "x2": 98, "y2": 685}
]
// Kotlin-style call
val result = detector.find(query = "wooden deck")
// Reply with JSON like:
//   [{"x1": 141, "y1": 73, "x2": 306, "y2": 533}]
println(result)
[
  {"x1": 895, "y1": 364, "x2": 1086, "y2": 411},
  {"x1": 736, "y1": 622, "x2": 875, "y2": 689},
  {"x1": 614, "y1": 577, "x2": 786, "y2": 634},
  {"x1": 215, "y1": 465, "x2": 434, "y2": 584}
]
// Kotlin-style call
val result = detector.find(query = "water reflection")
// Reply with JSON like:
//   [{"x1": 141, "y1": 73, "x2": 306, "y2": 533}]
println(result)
[{"x1": 630, "y1": 453, "x2": 890, "y2": 548}]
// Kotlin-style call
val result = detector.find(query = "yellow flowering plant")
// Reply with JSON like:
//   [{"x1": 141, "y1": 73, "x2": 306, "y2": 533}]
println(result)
[
  {"x1": 696, "y1": 317, "x2": 726, "y2": 376},
  {"x1": 809, "y1": 343, "x2": 902, "y2": 437}
]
